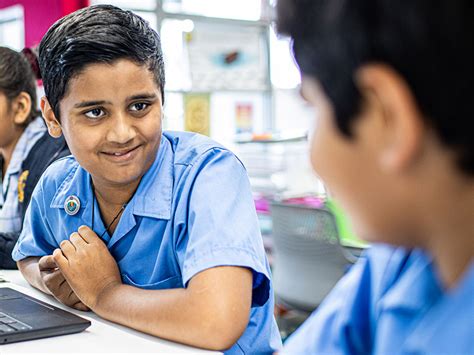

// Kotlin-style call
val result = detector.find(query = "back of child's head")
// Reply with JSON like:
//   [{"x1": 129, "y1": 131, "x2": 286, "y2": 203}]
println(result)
[
  {"x1": 38, "y1": 4, "x2": 165, "y2": 120},
  {"x1": 277, "y1": 0, "x2": 473, "y2": 175},
  {"x1": 0, "y1": 46, "x2": 39, "y2": 125}
]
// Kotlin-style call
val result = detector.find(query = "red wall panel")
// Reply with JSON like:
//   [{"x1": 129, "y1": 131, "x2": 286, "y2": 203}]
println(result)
[{"x1": 0, "y1": 0, "x2": 88, "y2": 47}]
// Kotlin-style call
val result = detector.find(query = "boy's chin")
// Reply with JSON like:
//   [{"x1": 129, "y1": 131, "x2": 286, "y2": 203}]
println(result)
[{"x1": 90, "y1": 169, "x2": 145, "y2": 188}]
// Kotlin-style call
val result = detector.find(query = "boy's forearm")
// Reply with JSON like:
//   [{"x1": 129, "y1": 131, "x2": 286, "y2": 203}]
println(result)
[
  {"x1": 94, "y1": 284, "x2": 239, "y2": 350},
  {"x1": 17, "y1": 257, "x2": 51, "y2": 295}
]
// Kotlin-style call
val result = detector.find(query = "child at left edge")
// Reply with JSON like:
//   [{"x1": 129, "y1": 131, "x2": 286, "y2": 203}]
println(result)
[{"x1": 12, "y1": 5, "x2": 281, "y2": 354}]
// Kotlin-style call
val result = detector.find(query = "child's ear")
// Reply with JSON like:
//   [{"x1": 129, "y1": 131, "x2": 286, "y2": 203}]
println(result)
[
  {"x1": 355, "y1": 64, "x2": 424, "y2": 173},
  {"x1": 41, "y1": 96, "x2": 63, "y2": 138},
  {"x1": 12, "y1": 92, "x2": 32, "y2": 125}
]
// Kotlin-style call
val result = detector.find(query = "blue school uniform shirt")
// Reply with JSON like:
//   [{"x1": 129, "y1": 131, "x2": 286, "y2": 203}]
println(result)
[
  {"x1": 282, "y1": 245, "x2": 474, "y2": 354},
  {"x1": 12, "y1": 131, "x2": 282, "y2": 354}
]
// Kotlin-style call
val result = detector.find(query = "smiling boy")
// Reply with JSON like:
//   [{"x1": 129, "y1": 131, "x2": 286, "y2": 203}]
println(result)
[{"x1": 12, "y1": 5, "x2": 281, "y2": 353}]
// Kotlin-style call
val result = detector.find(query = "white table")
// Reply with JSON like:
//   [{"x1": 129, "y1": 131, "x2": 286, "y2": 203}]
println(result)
[{"x1": 0, "y1": 270, "x2": 219, "y2": 354}]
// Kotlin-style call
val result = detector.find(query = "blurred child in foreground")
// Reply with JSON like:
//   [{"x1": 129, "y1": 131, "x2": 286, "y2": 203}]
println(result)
[{"x1": 277, "y1": 0, "x2": 473, "y2": 353}]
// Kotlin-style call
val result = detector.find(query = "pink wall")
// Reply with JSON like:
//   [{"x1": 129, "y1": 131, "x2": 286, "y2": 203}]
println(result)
[{"x1": 0, "y1": 0, "x2": 88, "y2": 47}]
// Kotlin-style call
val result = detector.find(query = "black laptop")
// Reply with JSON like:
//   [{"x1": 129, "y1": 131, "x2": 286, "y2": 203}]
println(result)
[{"x1": 0, "y1": 287, "x2": 91, "y2": 345}]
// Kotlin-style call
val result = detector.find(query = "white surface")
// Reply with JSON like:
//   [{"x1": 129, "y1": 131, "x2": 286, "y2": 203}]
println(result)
[{"x1": 0, "y1": 270, "x2": 219, "y2": 354}]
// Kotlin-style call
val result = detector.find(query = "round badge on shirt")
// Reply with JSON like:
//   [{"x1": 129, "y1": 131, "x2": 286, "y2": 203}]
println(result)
[{"x1": 64, "y1": 195, "x2": 81, "y2": 216}]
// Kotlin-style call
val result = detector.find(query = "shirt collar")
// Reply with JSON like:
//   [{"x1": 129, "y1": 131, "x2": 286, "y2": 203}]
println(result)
[
  {"x1": 50, "y1": 162, "x2": 91, "y2": 210},
  {"x1": 403, "y1": 260, "x2": 474, "y2": 353},
  {"x1": 50, "y1": 134, "x2": 174, "y2": 221},
  {"x1": 379, "y1": 249, "x2": 443, "y2": 312},
  {"x1": 130, "y1": 134, "x2": 174, "y2": 220}
]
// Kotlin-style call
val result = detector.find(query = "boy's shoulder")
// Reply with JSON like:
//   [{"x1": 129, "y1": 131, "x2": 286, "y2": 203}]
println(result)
[
  {"x1": 365, "y1": 244, "x2": 411, "y2": 276},
  {"x1": 30, "y1": 155, "x2": 83, "y2": 210},
  {"x1": 163, "y1": 131, "x2": 234, "y2": 166},
  {"x1": 38, "y1": 155, "x2": 79, "y2": 189},
  {"x1": 332, "y1": 244, "x2": 415, "y2": 308},
  {"x1": 357, "y1": 244, "x2": 440, "y2": 315},
  {"x1": 363, "y1": 244, "x2": 413, "y2": 293}
]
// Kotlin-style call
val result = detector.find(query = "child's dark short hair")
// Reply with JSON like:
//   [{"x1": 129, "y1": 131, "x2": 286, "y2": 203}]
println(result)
[
  {"x1": 38, "y1": 4, "x2": 165, "y2": 120},
  {"x1": 277, "y1": 0, "x2": 474, "y2": 175},
  {"x1": 0, "y1": 46, "x2": 39, "y2": 125}
]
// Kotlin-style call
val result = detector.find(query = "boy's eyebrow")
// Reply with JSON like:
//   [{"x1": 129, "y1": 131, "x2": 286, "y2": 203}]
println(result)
[
  {"x1": 74, "y1": 100, "x2": 111, "y2": 109},
  {"x1": 73, "y1": 94, "x2": 158, "y2": 109},
  {"x1": 127, "y1": 93, "x2": 158, "y2": 101}
]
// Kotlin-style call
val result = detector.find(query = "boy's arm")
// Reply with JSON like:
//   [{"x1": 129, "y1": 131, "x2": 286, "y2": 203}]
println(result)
[
  {"x1": 55, "y1": 226, "x2": 252, "y2": 351},
  {"x1": 17, "y1": 256, "x2": 50, "y2": 293},
  {"x1": 98, "y1": 266, "x2": 251, "y2": 351},
  {"x1": 17, "y1": 256, "x2": 89, "y2": 311}
]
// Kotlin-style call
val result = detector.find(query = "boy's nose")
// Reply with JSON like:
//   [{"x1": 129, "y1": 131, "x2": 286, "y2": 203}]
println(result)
[{"x1": 106, "y1": 113, "x2": 137, "y2": 144}]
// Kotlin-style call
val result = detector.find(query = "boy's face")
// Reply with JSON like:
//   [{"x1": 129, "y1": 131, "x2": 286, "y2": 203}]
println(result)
[
  {"x1": 45, "y1": 59, "x2": 163, "y2": 188},
  {"x1": 0, "y1": 93, "x2": 26, "y2": 151},
  {"x1": 0, "y1": 93, "x2": 14, "y2": 149},
  {"x1": 300, "y1": 76, "x2": 401, "y2": 243}
]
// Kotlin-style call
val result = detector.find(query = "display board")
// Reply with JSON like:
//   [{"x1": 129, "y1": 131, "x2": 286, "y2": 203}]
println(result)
[{"x1": 185, "y1": 21, "x2": 269, "y2": 91}]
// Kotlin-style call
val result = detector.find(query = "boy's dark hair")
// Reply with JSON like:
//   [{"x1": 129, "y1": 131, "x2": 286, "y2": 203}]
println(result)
[
  {"x1": 38, "y1": 4, "x2": 165, "y2": 120},
  {"x1": 277, "y1": 0, "x2": 474, "y2": 174},
  {"x1": 0, "y1": 46, "x2": 39, "y2": 125}
]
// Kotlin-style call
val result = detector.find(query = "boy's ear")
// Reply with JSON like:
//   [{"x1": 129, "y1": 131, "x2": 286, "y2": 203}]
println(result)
[
  {"x1": 12, "y1": 92, "x2": 32, "y2": 125},
  {"x1": 355, "y1": 64, "x2": 424, "y2": 173},
  {"x1": 41, "y1": 96, "x2": 63, "y2": 138}
]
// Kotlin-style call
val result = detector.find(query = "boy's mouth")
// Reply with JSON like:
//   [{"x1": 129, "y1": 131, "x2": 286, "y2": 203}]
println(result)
[{"x1": 101, "y1": 144, "x2": 142, "y2": 162}]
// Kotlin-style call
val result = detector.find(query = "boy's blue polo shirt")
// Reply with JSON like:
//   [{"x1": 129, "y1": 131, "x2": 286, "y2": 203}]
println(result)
[
  {"x1": 282, "y1": 245, "x2": 474, "y2": 354},
  {"x1": 13, "y1": 131, "x2": 282, "y2": 354}
]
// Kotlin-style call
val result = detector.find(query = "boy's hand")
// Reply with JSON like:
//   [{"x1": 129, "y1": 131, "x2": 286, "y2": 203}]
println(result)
[
  {"x1": 38, "y1": 255, "x2": 90, "y2": 311},
  {"x1": 53, "y1": 225, "x2": 122, "y2": 310}
]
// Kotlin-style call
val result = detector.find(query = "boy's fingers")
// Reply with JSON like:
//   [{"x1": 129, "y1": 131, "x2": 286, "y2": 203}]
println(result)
[
  {"x1": 38, "y1": 255, "x2": 57, "y2": 271},
  {"x1": 53, "y1": 248, "x2": 68, "y2": 268},
  {"x1": 72, "y1": 302, "x2": 90, "y2": 312},
  {"x1": 42, "y1": 271, "x2": 57, "y2": 286},
  {"x1": 59, "y1": 240, "x2": 76, "y2": 257},
  {"x1": 69, "y1": 232, "x2": 88, "y2": 248},
  {"x1": 78, "y1": 225, "x2": 99, "y2": 244},
  {"x1": 43, "y1": 269, "x2": 62, "y2": 283}
]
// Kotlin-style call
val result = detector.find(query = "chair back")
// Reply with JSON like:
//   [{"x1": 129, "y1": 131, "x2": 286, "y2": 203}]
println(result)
[{"x1": 270, "y1": 202, "x2": 349, "y2": 312}]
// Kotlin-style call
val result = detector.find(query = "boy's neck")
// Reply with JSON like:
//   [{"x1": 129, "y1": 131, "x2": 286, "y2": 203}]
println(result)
[
  {"x1": 431, "y1": 236, "x2": 473, "y2": 290},
  {"x1": 421, "y1": 176, "x2": 474, "y2": 290},
  {"x1": 91, "y1": 178, "x2": 141, "y2": 236},
  {"x1": 428, "y1": 210, "x2": 474, "y2": 289},
  {"x1": 92, "y1": 178, "x2": 140, "y2": 209}
]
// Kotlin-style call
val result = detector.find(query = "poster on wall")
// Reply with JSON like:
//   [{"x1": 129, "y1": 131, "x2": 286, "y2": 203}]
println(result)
[
  {"x1": 185, "y1": 21, "x2": 269, "y2": 91},
  {"x1": 235, "y1": 102, "x2": 253, "y2": 134},
  {"x1": 184, "y1": 93, "x2": 210, "y2": 136}
]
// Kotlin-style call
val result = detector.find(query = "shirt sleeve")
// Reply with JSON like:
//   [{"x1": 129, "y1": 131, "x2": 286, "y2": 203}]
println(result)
[
  {"x1": 281, "y1": 245, "x2": 401, "y2": 354},
  {"x1": 175, "y1": 148, "x2": 271, "y2": 307},
  {"x1": 11, "y1": 179, "x2": 58, "y2": 261}
]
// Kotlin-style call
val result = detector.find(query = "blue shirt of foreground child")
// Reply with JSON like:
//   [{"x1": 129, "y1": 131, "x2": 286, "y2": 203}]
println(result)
[
  {"x1": 282, "y1": 245, "x2": 474, "y2": 354},
  {"x1": 13, "y1": 131, "x2": 282, "y2": 354}
]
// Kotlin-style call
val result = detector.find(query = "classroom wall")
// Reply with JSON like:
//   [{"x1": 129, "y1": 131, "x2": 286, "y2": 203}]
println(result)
[{"x1": 0, "y1": 0, "x2": 88, "y2": 47}]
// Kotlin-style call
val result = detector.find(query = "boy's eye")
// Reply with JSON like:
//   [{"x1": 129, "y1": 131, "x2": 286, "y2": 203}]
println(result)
[
  {"x1": 84, "y1": 108, "x2": 105, "y2": 119},
  {"x1": 130, "y1": 102, "x2": 149, "y2": 112}
]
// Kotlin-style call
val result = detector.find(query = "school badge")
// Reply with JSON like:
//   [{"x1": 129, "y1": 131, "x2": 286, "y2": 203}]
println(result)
[{"x1": 64, "y1": 195, "x2": 81, "y2": 216}]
